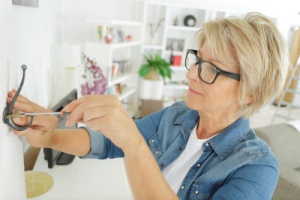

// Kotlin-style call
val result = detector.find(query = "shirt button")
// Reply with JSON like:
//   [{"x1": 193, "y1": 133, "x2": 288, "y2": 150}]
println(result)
[
  {"x1": 197, "y1": 164, "x2": 201, "y2": 167},
  {"x1": 156, "y1": 151, "x2": 159, "y2": 154},
  {"x1": 195, "y1": 191, "x2": 199, "y2": 195},
  {"x1": 206, "y1": 143, "x2": 209, "y2": 147},
  {"x1": 151, "y1": 139, "x2": 155, "y2": 143},
  {"x1": 181, "y1": 186, "x2": 185, "y2": 190},
  {"x1": 178, "y1": 147, "x2": 182, "y2": 151}
]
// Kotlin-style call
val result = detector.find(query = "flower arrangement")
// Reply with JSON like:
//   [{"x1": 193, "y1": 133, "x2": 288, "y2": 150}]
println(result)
[{"x1": 81, "y1": 54, "x2": 108, "y2": 96}]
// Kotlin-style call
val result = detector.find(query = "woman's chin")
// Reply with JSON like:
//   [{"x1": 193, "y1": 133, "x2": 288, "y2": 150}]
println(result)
[{"x1": 184, "y1": 95, "x2": 201, "y2": 110}]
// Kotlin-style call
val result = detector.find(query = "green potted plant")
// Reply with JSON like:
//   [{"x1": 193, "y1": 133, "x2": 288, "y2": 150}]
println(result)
[
  {"x1": 138, "y1": 54, "x2": 172, "y2": 80},
  {"x1": 138, "y1": 54, "x2": 172, "y2": 100}
]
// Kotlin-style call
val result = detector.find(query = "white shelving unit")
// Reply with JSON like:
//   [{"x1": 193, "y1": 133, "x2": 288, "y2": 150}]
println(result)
[
  {"x1": 85, "y1": 20, "x2": 142, "y2": 113},
  {"x1": 141, "y1": 1, "x2": 245, "y2": 106}
]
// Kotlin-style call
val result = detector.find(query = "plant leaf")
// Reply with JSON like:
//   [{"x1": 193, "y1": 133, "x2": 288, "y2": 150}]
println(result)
[
  {"x1": 138, "y1": 65, "x2": 151, "y2": 77},
  {"x1": 139, "y1": 53, "x2": 172, "y2": 79}
]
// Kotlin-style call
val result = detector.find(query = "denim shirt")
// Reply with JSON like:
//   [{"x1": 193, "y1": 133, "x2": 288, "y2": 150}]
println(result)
[{"x1": 82, "y1": 101, "x2": 279, "y2": 200}]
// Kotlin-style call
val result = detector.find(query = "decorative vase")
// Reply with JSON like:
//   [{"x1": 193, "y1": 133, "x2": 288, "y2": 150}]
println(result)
[
  {"x1": 139, "y1": 78, "x2": 164, "y2": 100},
  {"x1": 144, "y1": 68, "x2": 160, "y2": 80},
  {"x1": 149, "y1": 33, "x2": 157, "y2": 45}
]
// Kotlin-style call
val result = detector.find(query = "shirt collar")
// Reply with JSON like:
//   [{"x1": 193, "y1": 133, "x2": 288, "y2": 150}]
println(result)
[
  {"x1": 174, "y1": 108, "x2": 250, "y2": 160},
  {"x1": 209, "y1": 117, "x2": 251, "y2": 160},
  {"x1": 174, "y1": 109, "x2": 199, "y2": 142}
]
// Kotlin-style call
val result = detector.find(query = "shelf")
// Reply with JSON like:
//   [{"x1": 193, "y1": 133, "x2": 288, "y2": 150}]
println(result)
[
  {"x1": 109, "y1": 73, "x2": 135, "y2": 87},
  {"x1": 110, "y1": 41, "x2": 141, "y2": 49},
  {"x1": 142, "y1": 45, "x2": 164, "y2": 50},
  {"x1": 164, "y1": 84, "x2": 188, "y2": 90},
  {"x1": 165, "y1": 50, "x2": 185, "y2": 55},
  {"x1": 119, "y1": 87, "x2": 136, "y2": 101},
  {"x1": 87, "y1": 41, "x2": 142, "y2": 50},
  {"x1": 86, "y1": 19, "x2": 143, "y2": 27},
  {"x1": 85, "y1": 18, "x2": 142, "y2": 114},
  {"x1": 167, "y1": 25, "x2": 200, "y2": 32},
  {"x1": 170, "y1": 66, "x2": 186, "y2": 71}
]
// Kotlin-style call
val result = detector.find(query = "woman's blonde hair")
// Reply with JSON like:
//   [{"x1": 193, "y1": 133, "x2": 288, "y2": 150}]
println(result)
[{"x1": 197, "y1": 12, "x2": 290, "y2": 118}]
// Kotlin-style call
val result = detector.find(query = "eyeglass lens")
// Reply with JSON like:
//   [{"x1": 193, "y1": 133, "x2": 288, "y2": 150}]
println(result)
[{"x1": 185, "y1": 51, "x2": 218, "y2": 84}]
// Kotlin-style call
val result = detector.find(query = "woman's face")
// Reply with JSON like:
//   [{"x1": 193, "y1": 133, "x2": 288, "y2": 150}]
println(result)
[{"x1": 185, "y1": 42, "x2": 240, "y2": 117}]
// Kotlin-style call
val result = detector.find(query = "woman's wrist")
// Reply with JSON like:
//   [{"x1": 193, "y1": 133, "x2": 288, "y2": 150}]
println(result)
[
  {"x1": 44, "y1": 129, "x2": 57, "y2": 148},
  {"x1": 122, "y1": 133, "x2": 145, "y2": 157}
]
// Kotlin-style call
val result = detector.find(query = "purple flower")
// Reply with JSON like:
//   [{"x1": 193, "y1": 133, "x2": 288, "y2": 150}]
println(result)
[{"x1": 81, "y1": 55, "x2": 108, "y2": 95}]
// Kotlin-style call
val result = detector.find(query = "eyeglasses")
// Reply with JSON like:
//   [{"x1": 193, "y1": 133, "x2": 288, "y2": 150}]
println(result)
[{"x1": 185, "y1": 49, "x2": 240, "y2": 84}]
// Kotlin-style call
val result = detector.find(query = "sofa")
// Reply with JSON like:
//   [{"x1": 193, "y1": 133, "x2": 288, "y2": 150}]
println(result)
[{"x1": 255, "y1": 123, "x2": 300, "y2": 200}]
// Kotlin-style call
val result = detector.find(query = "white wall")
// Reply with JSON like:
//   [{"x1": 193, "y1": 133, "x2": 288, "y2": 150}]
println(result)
[
  {"x1": 0, "y1": 1, "x2": 26, "y2": 199},
  {"x1": 58, "y1": 0, "x2": 300, "y2": 46},
  {"x1": 11, "y1": 0, "x2": 299, "y2": 107},
  {"x1": 12, "y1": 0, "x2": 63, "y2": 152},
  {"x1": 12, "y1": 0, "x2": 62, "y2": 107},
  {"x1": 57, "y1": 0, "x2": 300, "y2": 104},
  {"x1": 57, "y1": 0, "x2": 143, "y2": 51}
]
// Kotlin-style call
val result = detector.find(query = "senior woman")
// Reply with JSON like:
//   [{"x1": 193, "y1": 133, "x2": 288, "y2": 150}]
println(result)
[{"x1": 7, "y1": 12, "x2": 289, "y2": 199}]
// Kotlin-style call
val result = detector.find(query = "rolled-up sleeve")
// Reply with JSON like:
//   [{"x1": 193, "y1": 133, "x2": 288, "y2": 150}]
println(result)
[
  {"x1": 79, "y1": 126, "x2": 125, "y2": 159},
  {"x1": 79, "y1": 106, "x2": 168, "y2": 159},
  {"x1": 80, "y1": 126, "x2": 105, "y2": 159}
]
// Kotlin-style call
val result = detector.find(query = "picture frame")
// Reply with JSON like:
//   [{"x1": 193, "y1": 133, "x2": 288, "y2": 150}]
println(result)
[
  {"x1": 166, "y1": 38, "x2": 184, "y2": 52},
  {"x1": 117, "y1": 30, "x2": 125, "y2": 43},
  {"x1": 12, "y1": 0, "x2": 39, "y2": 7}
]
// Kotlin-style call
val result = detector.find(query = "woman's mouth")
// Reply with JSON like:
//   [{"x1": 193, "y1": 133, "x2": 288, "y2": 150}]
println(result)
[{"x1": 189, "y1": 87, "x2": 202, "y2": 95}]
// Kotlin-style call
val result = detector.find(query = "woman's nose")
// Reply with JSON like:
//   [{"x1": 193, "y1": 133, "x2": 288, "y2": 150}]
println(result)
[{"x1": 186, "y1": 64, "x2": 200, "y2": 81}]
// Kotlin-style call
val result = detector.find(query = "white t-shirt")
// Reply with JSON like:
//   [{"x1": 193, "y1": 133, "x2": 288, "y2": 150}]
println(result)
[{"x1": 162, "y1": 125, "x2": 213, "y2": 193}]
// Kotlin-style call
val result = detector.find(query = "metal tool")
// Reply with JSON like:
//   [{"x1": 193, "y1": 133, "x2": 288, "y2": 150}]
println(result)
[
  {"x1": 2, "y1": 65, "x2": 33, "y2": 131},
  {"x1": 2, "y1": 65, "x2": 71, "y2": 131},
  {"x1": 5, "y1": 112, "x2": 70, "y2": 119}
]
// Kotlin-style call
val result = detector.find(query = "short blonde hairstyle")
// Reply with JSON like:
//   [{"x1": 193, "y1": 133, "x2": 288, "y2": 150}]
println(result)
[{"x1": 197, "y1": 12, "x2": 290, "y2": 118}]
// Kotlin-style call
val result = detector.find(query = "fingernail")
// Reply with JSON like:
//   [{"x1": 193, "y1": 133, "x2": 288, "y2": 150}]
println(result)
[
  {"x1": 65, "y1": 119, "x2": 71, "y2": 127},
  {"x1": 63, "y1": 111, "x2": 71, "y2": 118}
]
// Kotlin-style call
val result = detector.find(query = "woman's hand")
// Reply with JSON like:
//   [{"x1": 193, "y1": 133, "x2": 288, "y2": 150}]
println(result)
[
  {"x1": 62, "y1": 95, "x2": 142, "y2": 152},
  {"x1": 6, "y1": 89, "x2": 58, "y2": 148},
  {"x1": 62, "y1": 95, "x2": 178, "y2": 199}
]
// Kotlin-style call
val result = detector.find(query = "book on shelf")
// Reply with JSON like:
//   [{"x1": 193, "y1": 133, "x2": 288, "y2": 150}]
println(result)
[
  {"x1": 107, "y1": 83, "x2": 127, "y2": 96},
  {"x1": 111, "y1": 62, "x2": 119, "y2": 79},
  {"x1": 111, "y1": 60, "x2": 133, "y2": 79},
  {"x1": 115, "y1": 83, "x2": 122, "y2": 95}
]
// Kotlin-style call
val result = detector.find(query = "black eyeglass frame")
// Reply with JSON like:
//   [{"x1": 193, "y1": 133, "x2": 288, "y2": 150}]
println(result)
[{"x1": 185, "y1": 49, "x2": 240, "y2": 84}]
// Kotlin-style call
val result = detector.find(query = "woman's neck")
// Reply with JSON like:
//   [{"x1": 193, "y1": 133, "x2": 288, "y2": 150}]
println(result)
[{"x1": 196, "y1": 112, "x2": 240, "y2": 139}]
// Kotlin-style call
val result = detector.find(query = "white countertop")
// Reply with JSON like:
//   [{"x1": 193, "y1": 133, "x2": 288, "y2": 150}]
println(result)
[{"x1": 31, "y1": 150, "x2": 133, "y2": 200}]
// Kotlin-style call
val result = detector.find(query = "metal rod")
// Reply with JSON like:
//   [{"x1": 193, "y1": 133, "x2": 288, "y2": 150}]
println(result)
[
  {"x1": 22, "y1": 112, "x2": 62, "y2": 116},
  {"x1": 6, "y1": 112, "x2": 69, "y2": 118}
]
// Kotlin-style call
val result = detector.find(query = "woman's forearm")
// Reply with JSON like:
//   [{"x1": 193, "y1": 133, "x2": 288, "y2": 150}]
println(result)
[
  {"x1": 124, "y1": 139, "x2": 178, "y2": 200},
  {"x1": 48, "y1": 128, "x2": 91, "y2": 157}
]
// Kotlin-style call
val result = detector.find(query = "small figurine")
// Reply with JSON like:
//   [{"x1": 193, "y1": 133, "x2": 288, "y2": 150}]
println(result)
[{"x1": 173, "y1": 17, "x2": 178, "y2": 26}]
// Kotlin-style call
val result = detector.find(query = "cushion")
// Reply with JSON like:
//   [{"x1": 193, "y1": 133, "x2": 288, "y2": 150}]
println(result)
[
  {"x1": 272, "y1": 164, "x2": 300, "y2": 200},
  {"x1": 255, "y1": 124, "x2": 300, "y2": 169}
]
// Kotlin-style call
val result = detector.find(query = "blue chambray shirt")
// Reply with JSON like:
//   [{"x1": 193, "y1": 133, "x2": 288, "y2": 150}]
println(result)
[{"x1": 82, "y1": 101, "x2": 279, "y2": 200}]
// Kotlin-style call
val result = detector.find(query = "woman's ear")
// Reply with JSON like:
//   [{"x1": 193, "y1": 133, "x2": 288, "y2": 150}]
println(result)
[{"x1": 247, "y1": 95, "x2": 254, "y2": 104}]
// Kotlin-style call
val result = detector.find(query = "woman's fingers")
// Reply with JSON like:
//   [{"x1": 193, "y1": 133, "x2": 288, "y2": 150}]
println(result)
[
  {"x1": 7, "y1": 89, "x2": 51, "y2": 114},
  {"x1": 63, "y1": 95, "x2": 118, "y2": 126},
  {"x1": 62, "y1": 94, "x2": 140, "y2": 150},
  {"x1": 82, "y1": 106, "x2": 115, "y2": 130},
  {"x1": 8, "y1": 89, "x2": 30, "y2": 103},
  {"x1": 5, "y1": 89, "x2": 58, "y2": 148},
  {"x1": 11, "y1": 116, "x2": 33, "y2": 126},
  {"x1": 31, "y1": 115, "x2": 58, "y2": 129},
  {"x1": 14, "y1": 130, "x2": 27, "y2": 136},
  {"x1": 6, "y1": 89, "x2": 36, "y2": 114},
  {"x1": 62, "y1": 96, "x2": 89, "y2": 126},
  {"x1": 62, "y1": 95, "x2": 88, "y2": 112}
]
